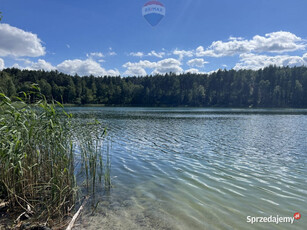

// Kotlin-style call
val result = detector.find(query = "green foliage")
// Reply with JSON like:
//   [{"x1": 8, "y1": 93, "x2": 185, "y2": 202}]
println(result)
[
  {"x1": 74, "y1": 119, "x2": 110, "y2": 196},
  {"x1": 0, "y1": 89, "x2": 75, "y2": 224},
  {"x1": 0, "y1": 72, "x2": 16, "y2": 97},
  {"x1": 0, "y1": 88, "x2": 110, "y2": 227},
  {"x1": 1, "y1": 65, "x2": 307, "y2": 107}
]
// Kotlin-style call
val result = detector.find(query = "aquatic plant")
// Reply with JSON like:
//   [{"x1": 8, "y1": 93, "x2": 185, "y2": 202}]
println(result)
[
  {"x1": 76, "y1": 119, "x2": 111, "y2": 197},
  {"x1": 0, "y1": 90, "x2": 75, "y2": 224},
  {"x1": 0, "y1": 87, "x2": 111, "y2": 227}
]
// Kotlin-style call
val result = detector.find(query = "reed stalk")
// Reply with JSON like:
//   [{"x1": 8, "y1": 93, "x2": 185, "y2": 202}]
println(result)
[{"x1": 0, "y1": 86, "x2": 112, "y2": 227}]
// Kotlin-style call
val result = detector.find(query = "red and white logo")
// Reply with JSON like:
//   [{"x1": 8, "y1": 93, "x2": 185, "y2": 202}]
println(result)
[{"x1": 294, "y1": 212, "x2": 301, "y2": 220}]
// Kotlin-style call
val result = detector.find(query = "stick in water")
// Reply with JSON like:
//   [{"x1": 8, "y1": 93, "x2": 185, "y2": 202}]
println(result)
[{"x1": 66, "y1": 196, "x2": 89, "y2": 230}]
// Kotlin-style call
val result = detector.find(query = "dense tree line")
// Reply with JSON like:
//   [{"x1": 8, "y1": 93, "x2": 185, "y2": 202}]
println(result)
[{"x1": 1, "y1": 65, "x2": 307, "y2": 107}]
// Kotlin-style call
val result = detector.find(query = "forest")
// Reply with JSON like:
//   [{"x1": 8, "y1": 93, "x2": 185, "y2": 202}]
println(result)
[{"x1": 0, "y1": 65, "x2": 307, "y2": 107}]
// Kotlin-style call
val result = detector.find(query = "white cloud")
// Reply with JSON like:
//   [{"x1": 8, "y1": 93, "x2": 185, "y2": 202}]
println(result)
[
  {"x1": 229, "y1": 36, "x2": 244, "y2": 41},
  {"x1": 124, "y1": 66, "x2": 147, "y2": 76},
  {"x1": 0, "y1": 58, "x2": 4, "y2": 69},
  {"x1": 123, "y1": 58, "x2": 183, "y2": 76},
  {"x1": 11, "y1": 59, "x2": 55, "y2": 71},
  {"x1": 187, "y1": 58, "x2": 207, "y2": 68},
  {"x1": 11, "y1": 58, "x2": 119, "y2": 76},
  {"x1": 234, "y1": 53, "x2": 307, "y2": 70},
  {"x1": 15, "y1": 58, "x2": 32, "y2": 65},
  {"x1": 106, "y1": 69, "x2": 120, "y2": 76},
  {"x1": 252, "y1": 31, "x2": 305, "y2": 53},
  {"x1": 87, "y1": 52, "x2": 104, "y2": 58},
  {"x1": 129, "y1": 52, "x2": 144, "y2": 58},
  {"x1": 206, "y1": 69, "x2": 220, "y2": 75},
  {"x1": 11, "y1": 63, "x2": 24, "y2": 69},
  {"x1": 0, "y1": 23, "x2": 45, "y2": 57},
  {"x1": 123, "y1": 60, "x2": 157, "y2": 69},
  {"x1": 29, "y1": 59, "x2": 56, "y2": 71},
  {"x1": 195, "y1": 46, "x2": 206, "y2": 57},
  {"x1": 129, "y1": 50, "x2": 165, "y2": 58},
  {"x1": 108, "y1": 51, "x2": 117, "y2": 56},
  {"x1": 197, "y1": 31, "x2": 305, "y2": 57},
  {"x1": 147, "y1": 50, "x2": 165, "y2": 58},
  {"x1": 184, "y1": 68, "x2": 204, "y2": 74},
  {"x1": 66, "y1": 44, "x2": 70, "y2": 49},
  {"x1": 173, "y1": 49, "x2": 194, "y2": 60},
  {"x1": 87, "y1": 51, "x2": 115, "y2": 58},
  {"x1": 57, "y1": 59, "x2": 119, "y2": 76},
  {"x1": 152, "y1": 58, "x2": 183, "y2": 75},
  {"x1": 107, "y1": 47, "x2": 117, "y2": 56}
]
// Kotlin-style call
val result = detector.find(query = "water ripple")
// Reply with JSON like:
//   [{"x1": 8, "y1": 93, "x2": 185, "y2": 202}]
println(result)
[{"x1": 67, "y1": 107, "x2": 307, "y2": 230}]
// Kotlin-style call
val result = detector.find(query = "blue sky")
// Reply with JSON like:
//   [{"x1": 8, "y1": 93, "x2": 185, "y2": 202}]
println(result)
[{"x1": 0, "y1": 0, "x2": 307, "y2": 76}]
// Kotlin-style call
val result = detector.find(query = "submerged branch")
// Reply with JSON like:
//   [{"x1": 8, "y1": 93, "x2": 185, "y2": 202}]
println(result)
[{"x1": 66, "y1": 196, "x2": 89, "y2": 230}]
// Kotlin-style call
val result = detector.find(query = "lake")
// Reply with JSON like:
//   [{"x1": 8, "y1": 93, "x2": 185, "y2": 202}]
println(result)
[{"x1": 67, "y1": 107, "x2": 307, "y2": 230}]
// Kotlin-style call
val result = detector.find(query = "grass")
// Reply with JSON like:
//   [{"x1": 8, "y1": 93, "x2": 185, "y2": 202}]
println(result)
[
  {"x1": 77, "y1": 119, "x2": 109, "y2": 197},
  {"x1": 0, "y1": 86, "x2": 111, "y2": 228}
]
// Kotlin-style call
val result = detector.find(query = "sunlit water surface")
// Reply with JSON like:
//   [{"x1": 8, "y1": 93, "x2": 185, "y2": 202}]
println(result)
[{"x1": 66, "y1": 107, "x2": 307, "y2": 230}]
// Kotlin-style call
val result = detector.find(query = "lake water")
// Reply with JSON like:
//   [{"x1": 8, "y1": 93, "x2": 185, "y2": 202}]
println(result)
[{"x1": 67, "y1": 107, "x2": 307, "y2": 230}]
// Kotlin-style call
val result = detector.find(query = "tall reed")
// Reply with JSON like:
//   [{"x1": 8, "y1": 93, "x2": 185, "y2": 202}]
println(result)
[
  {"x1": 0, "y1": 87, "x2": 111, "y2": 227},
  {"x1": 76, "y1": 119, "x2": 111, "y2": 197},
  {"x1": 0, "y1": 90, "x2": 75, "y2": 224}
]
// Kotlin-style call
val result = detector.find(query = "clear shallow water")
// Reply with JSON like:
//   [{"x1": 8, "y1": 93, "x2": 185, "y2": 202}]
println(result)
[{"x1": 67, "y1": 108, "x2": 307, "y2": 230}]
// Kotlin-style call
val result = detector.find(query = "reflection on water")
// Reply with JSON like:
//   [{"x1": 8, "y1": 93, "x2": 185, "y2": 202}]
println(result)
[{"x1": 67, "y1": 108, "x2": 307, "y2": 230}]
